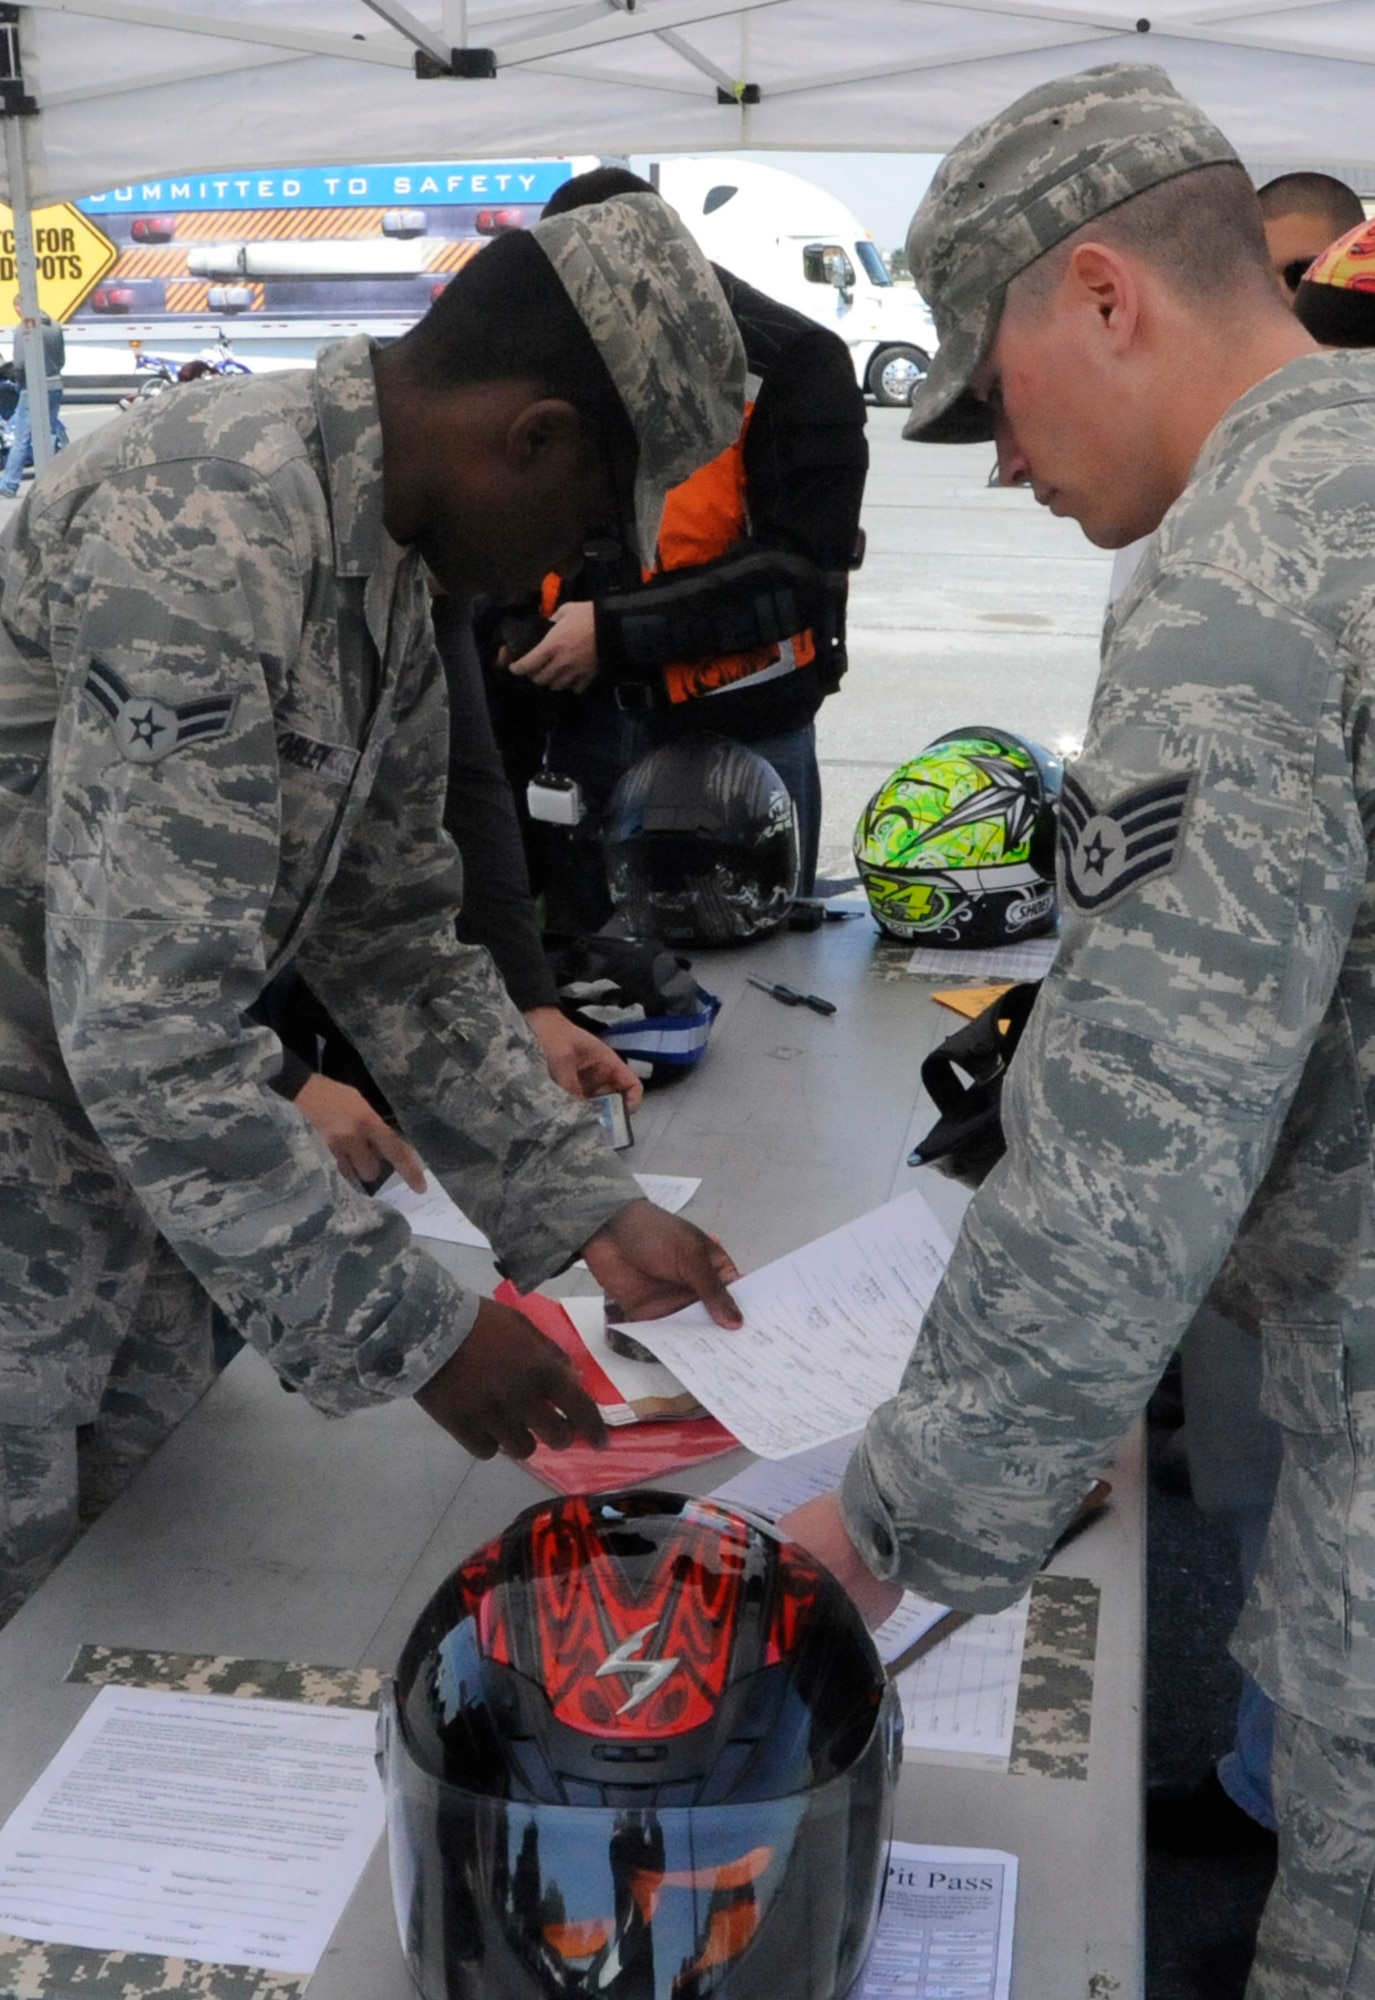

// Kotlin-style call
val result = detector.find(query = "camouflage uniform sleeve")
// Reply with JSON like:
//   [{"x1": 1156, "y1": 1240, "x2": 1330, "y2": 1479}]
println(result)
[
  {"x1": 842, "y1": 552, "x2": 1368, "y2": 1611},
  {"x1": 42, "y1": 464, "x2": 493, "y2": 1413},
  {"x1": 294, "y1": 604, "x2": 640, "y2": 1293}
]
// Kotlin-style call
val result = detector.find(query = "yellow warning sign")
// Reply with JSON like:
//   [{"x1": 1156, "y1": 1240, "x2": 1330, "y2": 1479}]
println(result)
[{"x1": 0, "y1": 203, "x2": 117, "y2": 324}]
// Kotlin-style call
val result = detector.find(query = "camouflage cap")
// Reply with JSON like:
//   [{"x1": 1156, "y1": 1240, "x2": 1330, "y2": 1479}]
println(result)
[
  {"x1": 903, "y1": 62, "x2": 1240, "y2": 445},
  {"x1": 531, "y1": 193, "x2": 746, "y2": 560}
]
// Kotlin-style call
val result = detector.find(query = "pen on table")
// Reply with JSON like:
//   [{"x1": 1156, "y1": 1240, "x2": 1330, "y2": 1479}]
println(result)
[
  {"x1": 883, "y1": 1479, "x2": 1113, "y2": 1680},
  {"x1": 746, "y1": 975, "x2": 837, "y2": 1016}
]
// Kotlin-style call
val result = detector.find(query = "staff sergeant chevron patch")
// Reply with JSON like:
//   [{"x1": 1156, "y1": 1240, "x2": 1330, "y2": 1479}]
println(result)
[
  {"x1": 1059, "y1": 767, "x2": 1194, "y2": 914},
  {"x1": 82, "y1": 657, "x2": 239, "y2": 765}
]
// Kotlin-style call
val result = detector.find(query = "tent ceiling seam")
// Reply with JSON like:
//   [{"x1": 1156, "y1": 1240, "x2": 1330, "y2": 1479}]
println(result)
[
  {"x1": 359, "y1": 0, "x2": 453, "y2": 67},
  {"x1": 654, "y1": 26, "x2": 738, "y2": 91},
  {"x1": 1168, "y1": 0, "x2": 1354, "y2": 23},
  {"x1": 16, "y1": 0, "x2": 413, "y2": 66},
  {"x1": 39, "y1": 47, "x2": 311, "y2": 109},
  {"x1": 716, "y1": 22, "x2": 1117, "y2": 97},
  {"x1": 520, "y1": 54, "x2": 719, "y2": 93},
  {"x1": 496, "y1": 0, "x2": 786, "y2": 66}
]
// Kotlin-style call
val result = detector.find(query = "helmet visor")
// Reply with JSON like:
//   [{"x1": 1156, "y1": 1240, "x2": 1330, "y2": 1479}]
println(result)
[{"x1": 380, "y1": 1680, "x2": 897, "y2": 2000}]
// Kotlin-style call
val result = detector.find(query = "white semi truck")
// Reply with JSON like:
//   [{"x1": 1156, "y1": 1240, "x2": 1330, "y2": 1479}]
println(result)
[{"x1": 651, "y1": 156, "x2": 937, "y2": 406}]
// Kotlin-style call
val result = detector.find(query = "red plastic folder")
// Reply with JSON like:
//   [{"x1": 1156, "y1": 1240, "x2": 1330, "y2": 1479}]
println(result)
[{"x1": 495, "y1": 1280, "x2": 741, "y2": 1495}]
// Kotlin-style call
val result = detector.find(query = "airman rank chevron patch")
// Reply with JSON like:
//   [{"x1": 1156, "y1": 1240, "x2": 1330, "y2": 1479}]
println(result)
[
  {"x1": 83, "y1": 657, "x2": 238, "y2": 765},
  {"x1": 1059, "y1": 768, "x2": 1195, "y2": 915}
]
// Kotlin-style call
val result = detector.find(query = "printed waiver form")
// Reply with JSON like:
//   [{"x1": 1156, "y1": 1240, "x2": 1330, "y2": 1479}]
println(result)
[{"x1": 0, "y1": 1687, "x2": 383, "y2": 1972}]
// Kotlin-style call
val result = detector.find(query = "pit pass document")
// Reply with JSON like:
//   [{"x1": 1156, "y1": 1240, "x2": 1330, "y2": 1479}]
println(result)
[
  {"x1": 0, "y1": 1687, "x2": 384, "y2": 1973},
  {"x1": 859, "y1": 1842, "x2": 1017, "y2": 2000},
  {"x1": 616, "y1": 1188, "x2": 952, "y2": 1458}
]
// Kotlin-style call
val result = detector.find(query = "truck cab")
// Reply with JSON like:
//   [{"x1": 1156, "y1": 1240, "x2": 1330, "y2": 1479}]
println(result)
[{"x1": 652, "y1": 156, "x2": 938, "y2": 407}]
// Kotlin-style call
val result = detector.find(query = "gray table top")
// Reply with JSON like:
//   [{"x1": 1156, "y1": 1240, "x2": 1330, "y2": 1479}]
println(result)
[{"x1": 0, "y1": 918, "x2": 1142, "y2": 1999}]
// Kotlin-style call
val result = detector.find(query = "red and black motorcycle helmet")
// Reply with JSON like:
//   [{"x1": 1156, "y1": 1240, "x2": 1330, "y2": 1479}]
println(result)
[{"x1": 378, "y1": 1489, "x2": 900, "y2": 2000}]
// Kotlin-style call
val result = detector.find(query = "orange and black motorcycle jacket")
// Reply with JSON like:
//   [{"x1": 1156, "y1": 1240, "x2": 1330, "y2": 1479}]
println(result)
[{"x1": 545, "y1": 266, "x2": 869, "y2": 740}]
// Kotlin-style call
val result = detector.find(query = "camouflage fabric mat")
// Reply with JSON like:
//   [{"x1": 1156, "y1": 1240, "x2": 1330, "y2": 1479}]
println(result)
[
  {"x1": 0, "y1": 1938, "x2": 310, "y2": 2000},
  {"x1": 65, "y1": 1644, "x2": 383, "y2": 1710},
  {"x1": 2, "y1": 1598, "x2": 1099, "y2": 2000},
  {"x1": 1009, "y1": 1572, "x2": 1101, "y2": 1780},
  {"x1": 0, "y1": 1649, "x2": 386, "y2": 2000}
]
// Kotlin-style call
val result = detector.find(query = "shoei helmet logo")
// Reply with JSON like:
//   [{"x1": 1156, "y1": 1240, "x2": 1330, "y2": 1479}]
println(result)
[{"x1": 595, "y1": 1622, "x2": 681, "y2": 1715}]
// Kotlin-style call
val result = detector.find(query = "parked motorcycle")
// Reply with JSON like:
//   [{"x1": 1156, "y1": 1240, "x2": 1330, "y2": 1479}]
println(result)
[{"x1": 119, "y1": 330, "x2": 251, "y2": 408}]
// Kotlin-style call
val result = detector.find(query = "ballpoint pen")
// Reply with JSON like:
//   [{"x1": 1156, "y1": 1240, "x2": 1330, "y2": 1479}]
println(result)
[{"x1": 746, "y1": 975, "x2": 837, "y2": 1016}]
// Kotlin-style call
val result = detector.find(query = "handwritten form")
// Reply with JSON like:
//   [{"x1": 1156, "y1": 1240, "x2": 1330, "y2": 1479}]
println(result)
[
  {"x1": 377, "y1": 1169, "x2": 700, "y2": 1248},
  {"x1": 895, "y1": 1595, "x2": 1030, "y2": 1768},
  {"x1": 618, "y1": 1188, "x2": 952, "y2": 1458},
  {"x1": 0, "y1": 1688, "x2": 383, "y2": 1973}
]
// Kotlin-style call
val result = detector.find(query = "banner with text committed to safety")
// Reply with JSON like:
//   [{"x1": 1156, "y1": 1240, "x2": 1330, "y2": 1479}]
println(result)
[{"x1": 0, "y1": 203, "x2": 116, "y2": 324}]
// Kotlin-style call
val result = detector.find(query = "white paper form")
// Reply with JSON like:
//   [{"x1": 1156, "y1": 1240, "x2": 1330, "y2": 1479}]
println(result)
[
  {"x1": 376, "y1": 1170, "x2": 700, "y2": 1247},
  {"x1": 904, "y1": 937, "x2": 1060, "y2": 981},
  {"x1": 896, "y1": 1592, "x2": 1031, "y2": 1768},
  {"x1": 617, "y1": 1189, "x2": 952, "y2": 1458},
  {"x1": 859, "y1": 1841, "x2": 1017, "y2": 2000},
  {"x1": 0, "y1": 1686, "x2": 384, "y2": 1974},
  {"x1": 709, "y1": 1436, "x2": 955, "y2": 1670}
]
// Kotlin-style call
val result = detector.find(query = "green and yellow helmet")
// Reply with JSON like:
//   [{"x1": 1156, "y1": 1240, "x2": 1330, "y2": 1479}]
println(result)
[{"x1": 854, "y1": 727, "x2": 1061, "y2": 946}]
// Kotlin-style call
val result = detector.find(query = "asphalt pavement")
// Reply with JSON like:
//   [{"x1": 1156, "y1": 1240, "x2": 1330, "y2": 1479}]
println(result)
[{"x1": 817, "y1": 405, "x2": 1114, "y2": 884}]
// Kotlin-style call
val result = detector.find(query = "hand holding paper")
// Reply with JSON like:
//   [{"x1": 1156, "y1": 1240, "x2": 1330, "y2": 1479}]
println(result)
[
  {"x1": 583, "y1": 1199, "x2": 743, "y2": 1329},
  {"x1": 415, "y1": 1297, "x2": 607, "y2": 1460},
  {"x1": 612, "y1": 1189, "x2": 952, "y2": 1458}
]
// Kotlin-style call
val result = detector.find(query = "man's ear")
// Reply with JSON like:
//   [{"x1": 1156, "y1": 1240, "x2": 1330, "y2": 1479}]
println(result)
[
  {"x1": 504, "y1": 397, "x2": 585, "y2": 469},
  {"x1": 1065, "y1": 242, "x2": 1141, "y2": 353}
]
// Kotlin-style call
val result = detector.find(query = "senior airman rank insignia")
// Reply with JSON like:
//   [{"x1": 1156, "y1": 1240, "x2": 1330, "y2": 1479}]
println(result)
[
  {"x1": 1059, "y1": 768, "x2": 1194, "y2": 914},
  {"x1": 83, "y1": 657, "x2": 238, "y2": 764}
]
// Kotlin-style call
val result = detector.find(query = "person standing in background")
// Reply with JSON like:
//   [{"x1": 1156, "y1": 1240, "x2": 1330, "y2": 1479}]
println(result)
[
  {"x1": 494, "y1": 167, "x2": 868, "y2": 923},
  {"x1": 0, "y1": 301, "x2": 64, "y2": 499},
  {"x1": 1257, "y1": 172, "x2": 1366, "y2": 298}
]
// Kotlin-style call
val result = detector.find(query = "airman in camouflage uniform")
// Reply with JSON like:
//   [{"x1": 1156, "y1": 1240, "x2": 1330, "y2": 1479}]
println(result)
[
  {"x1": 785, "y1": 64, "x2": 1375, "y2": 1997},
  {"x1": 0, "y1": 193, "x2": 746, "y2": 1624}
]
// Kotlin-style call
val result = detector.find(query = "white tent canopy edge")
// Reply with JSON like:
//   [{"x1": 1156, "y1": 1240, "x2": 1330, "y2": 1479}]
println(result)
[
  {"x1": 9, "y1": 0, "x2": 1375, "y2": 206},
  {"x1": 4, "y1": 0, "x2": 1374, "y2": 469}
]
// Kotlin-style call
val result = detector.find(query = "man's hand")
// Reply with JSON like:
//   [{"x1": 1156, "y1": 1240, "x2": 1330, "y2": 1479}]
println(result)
[
  {"x1": 524, "y1": 1006, "x2": 644, "y2": 1110},
  {"x1": 504, "y1": 600, "x2": 600, "y2": 692},
  {"x1": 779, "y1": 1492, "x2": 904, "y2": 1630},
  {"x1": 414, "y1": 1297, "x2": 607, "y2": 1460},
  {"x1": 583, "y1": 1198, "x2": 743, "y2": 1328},
  {"x1": 294, "y1": 1073, "x2": 426, "y2": 1192}
]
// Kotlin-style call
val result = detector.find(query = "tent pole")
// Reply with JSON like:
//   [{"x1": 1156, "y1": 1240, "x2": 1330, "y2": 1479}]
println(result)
[{"x1": 2, "y1": 113, "x2": 51, "y2": 475}]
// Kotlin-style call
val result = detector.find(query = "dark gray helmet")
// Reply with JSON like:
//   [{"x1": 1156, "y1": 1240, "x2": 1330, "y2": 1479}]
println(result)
[{"x1": 606, "y1": 737, "x2": 799, "y2": 946}]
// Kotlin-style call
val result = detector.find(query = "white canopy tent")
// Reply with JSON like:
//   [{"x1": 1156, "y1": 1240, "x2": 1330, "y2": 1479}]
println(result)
[
  {"x1": 2, "y1": 0, "x2": 1373, "y2": 466},
  {"x1": 5, "y1": 0, "x2": 1375, "y2": 205}
]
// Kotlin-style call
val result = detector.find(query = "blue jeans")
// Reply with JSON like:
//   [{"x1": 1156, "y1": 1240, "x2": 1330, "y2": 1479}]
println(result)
[
  {"x1": 738, "y1": 721, "x2": 822, "y2": 897},
  {"x1": 1180, "y1": 1304, "x2": 1282, "y2": 1831},
  {"x1": 0, "y1": 384, "x2": 64, "y2": 494}
]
